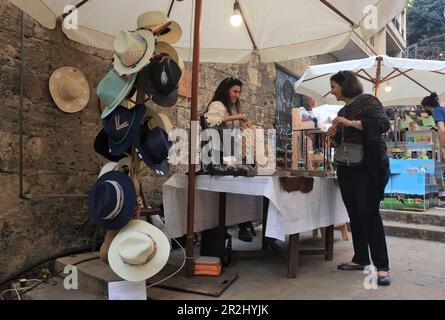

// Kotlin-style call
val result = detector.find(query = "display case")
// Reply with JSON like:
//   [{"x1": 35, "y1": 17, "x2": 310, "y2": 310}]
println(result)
[{"x1": 380, "y1": 159, "x2": 440, "y2": 212}]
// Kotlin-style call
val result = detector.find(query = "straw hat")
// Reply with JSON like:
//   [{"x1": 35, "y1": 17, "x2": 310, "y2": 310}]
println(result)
[
  {"x1": 98, "y1": 162, "x2": 118, "y2": 178},
  {"x1": 145, "y1": 106, "x2": 173, "y2": 134},
  {"x1": 97, "y1": 69, "x2": 137, "y2": 119},
  {"x1": 137, "y1": 11, "x2": 182, "y2": 45},
  {"x1": 49, "y1": 67, "x2": 90, "y2": 113},
  {"x1": 108, "y1": 219, "x2": 170, "y2": 282},
  {"x1": 113, "y1": 30, "x2": 156, "y2": 76},
  {"x1": 156, "y1": 41, "x2": 184, "y2": 71}
]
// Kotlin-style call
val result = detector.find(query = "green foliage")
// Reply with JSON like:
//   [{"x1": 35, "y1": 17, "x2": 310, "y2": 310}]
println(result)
[{"x1": 407, "y1": 0, "x2": 445, "y2": 45}]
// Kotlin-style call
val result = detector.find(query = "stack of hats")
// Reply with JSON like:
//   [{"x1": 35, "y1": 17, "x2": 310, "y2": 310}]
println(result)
[
  {"x1": 94, "y1": 11, "x2": 183, "y2": 176},
  {"x1": 88, "y1": 11, "x2": 183, "y2": 282}
]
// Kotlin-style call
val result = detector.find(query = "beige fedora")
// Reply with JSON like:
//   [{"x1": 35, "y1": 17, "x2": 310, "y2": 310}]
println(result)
[
  {"x1": 113, "y1": 30, "x2": 156, "y2": 76},
  {"x1": 156, "y1": 41, "x2": 185, "y2": 71},
  {"x1": 108, "y1": 219, "x2": 170, "y2": 282},
  {"x1": 145, "y1": 106, "x2": 173, "y2": 134},
  {"x1": 137, "y1": 11, "x2": 182, "y2": 45},
  {"x1": 49, "y1": 67, "x2": 90, "y2": 113}
]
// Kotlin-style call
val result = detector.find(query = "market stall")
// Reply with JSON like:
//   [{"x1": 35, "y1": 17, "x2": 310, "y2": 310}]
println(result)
[
  {"x1": 8, "y1": 0, "x2": 409, "y2": 281},
  {"x1": 294, "y1": 55, "x2": 445, "y2": 212}
]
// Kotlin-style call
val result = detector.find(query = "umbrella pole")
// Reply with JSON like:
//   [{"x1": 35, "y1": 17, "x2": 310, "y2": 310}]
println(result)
[
  {"x1": 374, "y1": 56, "x2": 383, "y2": 97},
  {"x1": 186, "y1": 0, "x2": 203, "y2": 277}
]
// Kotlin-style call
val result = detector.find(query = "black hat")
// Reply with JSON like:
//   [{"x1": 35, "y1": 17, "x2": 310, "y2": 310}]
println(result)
[
  {"x1": 137, "y1": 56, "x2": 182, "y2": 107},
  {"x1": 88, "y1": 171, "x2": 136, "y2": 231},
  {"x1": 103, "y1": 104, "x2": 146, "y2": 156},
  {"x1": 94, "y1": 129, "x2": 131, "y2": 162},
  {"x1": 134, "y1": 122, "x2": 171, "y2": 175}
]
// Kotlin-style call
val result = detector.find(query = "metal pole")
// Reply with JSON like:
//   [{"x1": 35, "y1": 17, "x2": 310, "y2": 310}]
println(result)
[
  {"x1": 19, "y1": 11, "x2": 25, "y2": 199},
  {"x1": 186, "y1": 0, "x2": 202, "y2": 277}
]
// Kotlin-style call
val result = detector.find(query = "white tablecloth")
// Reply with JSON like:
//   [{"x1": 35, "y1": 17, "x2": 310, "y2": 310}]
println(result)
[{"x1": 162, "y1": 175, "x2": 349, "y2": 241}]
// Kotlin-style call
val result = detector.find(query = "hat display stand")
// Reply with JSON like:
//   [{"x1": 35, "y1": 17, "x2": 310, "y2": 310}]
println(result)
[{"x1": 94, "y1": 88, "x2": 164, "y2": 257}]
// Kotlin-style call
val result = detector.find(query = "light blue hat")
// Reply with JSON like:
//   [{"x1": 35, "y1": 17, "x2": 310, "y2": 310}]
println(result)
[{"x1": 97, "y1": 69, "x2": 137, "y2": 119}]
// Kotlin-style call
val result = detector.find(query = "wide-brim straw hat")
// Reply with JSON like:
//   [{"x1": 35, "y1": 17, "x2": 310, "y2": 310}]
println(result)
[
  {"x1": 145, "y1": 106, "x2": 173, "y2": 134},
  {"x1": 155, "y1": 41, "x2": 184, "y2": 71},
  {"x1": 137, "y1": 11, "x2": 182, "y2": 45},
  {"x1": 108, "y1": 219, "x2": 170, "y2": 282},
  {"x1": 113, "y1": 30, "x2": 156, "y2": 76},
  {"x1": 49, "y1": 67, "x2": 90, "y2": 113}
]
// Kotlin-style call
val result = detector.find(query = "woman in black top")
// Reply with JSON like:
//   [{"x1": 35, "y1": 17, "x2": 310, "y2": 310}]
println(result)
[{"x1": 327, "y1": 71, "x2": 391, "y2": 286}]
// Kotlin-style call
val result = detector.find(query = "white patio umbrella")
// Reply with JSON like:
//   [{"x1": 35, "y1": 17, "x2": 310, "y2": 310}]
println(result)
[
  {"x1": 9, "y1": 0, "x2": 408, "y2": 276},
  {"x1": 295, "y1": 55, "x2": 445, "y2": 107},
  {"x1": 9, "y1": 0, "x2": 407, "y2": 63}
]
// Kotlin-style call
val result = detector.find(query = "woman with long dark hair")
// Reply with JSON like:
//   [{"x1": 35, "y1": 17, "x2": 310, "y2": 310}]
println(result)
[
  {"x1": 203, "y1": 77, "x2": 254, "y2": 242},
  {"x1": 327, "y1": 70, "x2": 391, "y2": 286},
  {"x1": 204, "y1": 77, "x2": 247, "y2": 128}
]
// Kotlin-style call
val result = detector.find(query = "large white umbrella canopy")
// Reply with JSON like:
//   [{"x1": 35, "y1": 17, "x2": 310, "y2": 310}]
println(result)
[
  {"x1": 295, "y1": 55, "x2": 445, "y2": 107},
  {"x1": 9, "y1": 0, "x2": 407, "y2": 63}
]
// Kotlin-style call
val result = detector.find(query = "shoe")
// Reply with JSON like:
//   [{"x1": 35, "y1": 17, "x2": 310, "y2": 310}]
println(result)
[
  {"x1": 238, "y1": 228, "x2": 253, "y2": 242},
  {"x1": 337, "y1": 263, "x2": 366, "y2": 271},
  {"x1": 377, "y1": 274, "x2": 391, "y2": 286}
]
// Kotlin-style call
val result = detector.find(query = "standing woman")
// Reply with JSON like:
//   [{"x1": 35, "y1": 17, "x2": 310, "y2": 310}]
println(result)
[{"x1": 327, "y1": 71, "x2": 391, "y2": 286}]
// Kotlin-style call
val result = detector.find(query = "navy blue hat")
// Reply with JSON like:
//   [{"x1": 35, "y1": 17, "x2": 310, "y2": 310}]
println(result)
[
  {"x1": 103, "y1": 104, "x2": 146, "y2": 156},
  {"x1": 94, "y1": 129, "x2": 131, "y2": 162},
  {"x1": 135, "y1": 123, "x2": 171, "y2": 175},
  {"x1": 137, "y1": 57, "x2": 181, "y2": 107},
  {"x1": 88, "y1": 171, "x2": 136, "y2": 231}
]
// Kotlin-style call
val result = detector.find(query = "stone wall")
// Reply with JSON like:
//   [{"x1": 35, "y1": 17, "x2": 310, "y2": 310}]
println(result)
[{"x1": 0, "y1": 0, "x2": 277, "y2": 280}]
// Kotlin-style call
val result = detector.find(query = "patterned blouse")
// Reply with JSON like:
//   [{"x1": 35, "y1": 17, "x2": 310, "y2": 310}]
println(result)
[
  {"x1": 333, "y1": 94, "x2": 390, "y2": 146},
  {"x1": 204, "y1": 101, "x2": 240, "y2": 129}
]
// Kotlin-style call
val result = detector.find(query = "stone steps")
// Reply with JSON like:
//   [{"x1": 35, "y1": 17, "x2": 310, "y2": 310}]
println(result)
[
  {"x1": 380, "y1": 208, "x2": 445, "y2": 227},
  {"x1": 378, "y1": 209, "x2": 445, "y2": 242},
  {"x1": 53, "y1": 252, "x2": 122, "y2": 297},
  {"x1": 22, "y1": 276, "x2": 106, "y2": 300},
  {"x1": 382, "y1": 220, "x2": 445, "y2": 243}
]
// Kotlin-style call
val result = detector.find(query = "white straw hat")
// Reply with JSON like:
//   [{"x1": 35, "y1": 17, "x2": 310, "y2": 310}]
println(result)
[
  {"x1": 113, "y1": 30, "x2": 156, "y2": 76},
  {"x1": 108, "y1": 219, "x2": 170, "y2": 282}
]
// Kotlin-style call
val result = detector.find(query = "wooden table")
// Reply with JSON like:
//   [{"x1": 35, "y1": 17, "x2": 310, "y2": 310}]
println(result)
[{"x1": 217, "y1": 192, "x2": 334, "y2": 278}]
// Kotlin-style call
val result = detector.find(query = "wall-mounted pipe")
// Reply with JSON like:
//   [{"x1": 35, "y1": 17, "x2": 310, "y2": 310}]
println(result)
[{"x1": 19, "y1": 11, "x2": 25, "y2": 199}]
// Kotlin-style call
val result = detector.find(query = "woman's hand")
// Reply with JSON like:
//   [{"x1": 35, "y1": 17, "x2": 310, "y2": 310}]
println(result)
[
  {"x1": 332, "y1": 116, "x2": 352, "y2": 127},
  {"x1": 327, "y1": 125, "x2": 337, "y2": 138},
  {"x1": 236, "y1": 113, "x2": 248, "y2": 122}
]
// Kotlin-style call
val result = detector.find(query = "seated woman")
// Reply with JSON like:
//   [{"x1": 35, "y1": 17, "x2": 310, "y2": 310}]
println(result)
[{"x1": 203, "y1": 76, "x2": 255, "y2": 242}]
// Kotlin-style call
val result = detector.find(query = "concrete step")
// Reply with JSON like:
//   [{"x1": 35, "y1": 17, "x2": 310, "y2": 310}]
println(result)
[
  {"x1": 383, "y1": 220, "x2": 445, "y2": 243},
  {"x1": 53, "y1": 252, "x2": 122, "y2": 297},
  {"x1": 22, "y1": 276, "x2": 106, "y2": 300},
  {"x1": 380, "y1": 208, "x2": 445, "y2": 227}
]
